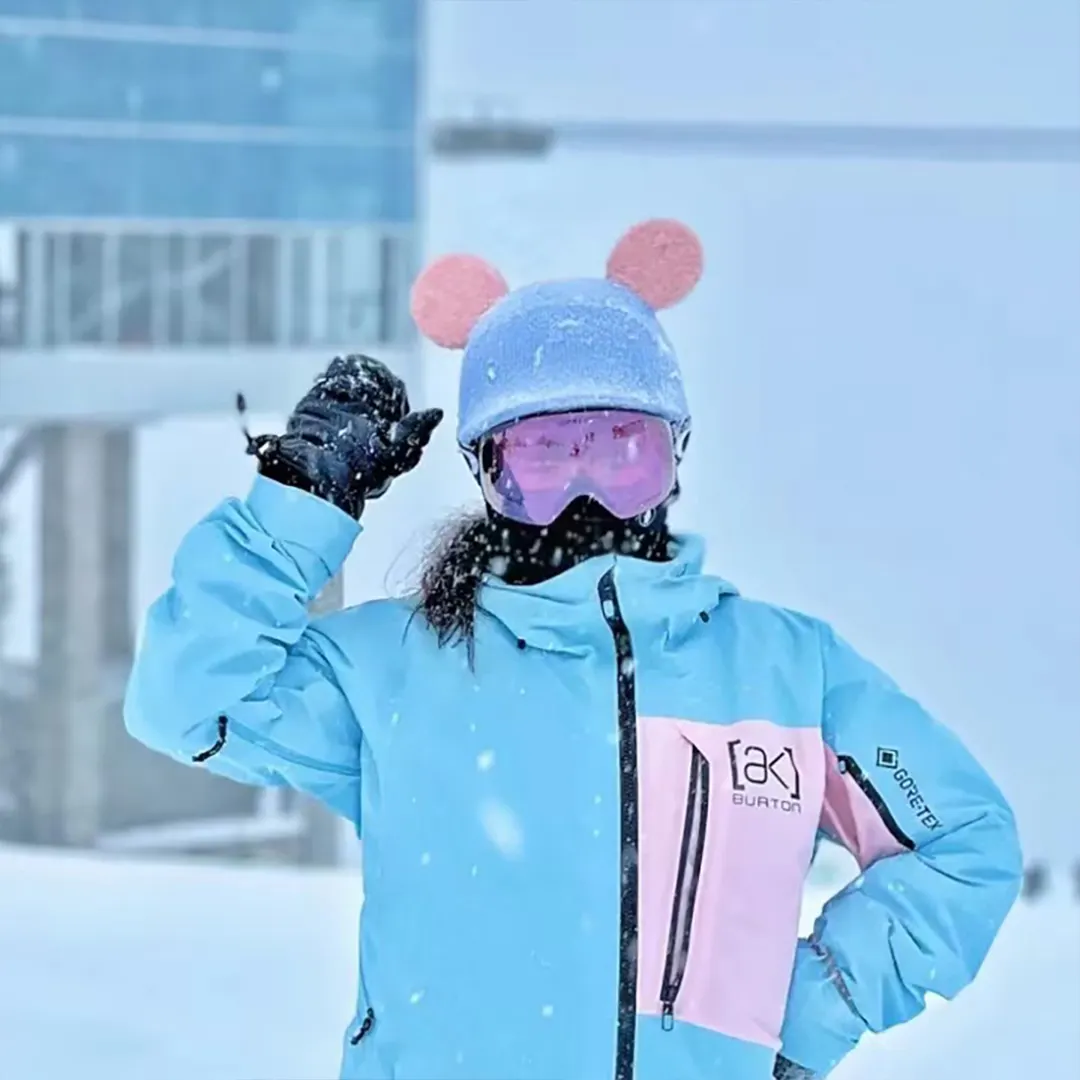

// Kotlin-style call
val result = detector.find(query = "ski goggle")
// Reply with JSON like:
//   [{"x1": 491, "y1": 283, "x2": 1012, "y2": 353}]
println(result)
[{"x1": 473, "y1": 409, "x2": 679, "y2": 526}]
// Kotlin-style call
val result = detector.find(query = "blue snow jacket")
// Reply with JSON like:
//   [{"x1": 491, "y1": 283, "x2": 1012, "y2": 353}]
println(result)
[{"x1": 124, "y1": 475, "x2": 1023, "y2": 1080}]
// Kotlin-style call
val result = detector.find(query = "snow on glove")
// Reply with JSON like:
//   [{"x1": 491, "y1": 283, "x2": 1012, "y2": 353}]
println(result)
[
  {"x1": 246, "y1": 354, "x2": 442, "y2": 519},
  {"x1": 773, "y1": 1054, "x2": 816, "y2": 1080}
]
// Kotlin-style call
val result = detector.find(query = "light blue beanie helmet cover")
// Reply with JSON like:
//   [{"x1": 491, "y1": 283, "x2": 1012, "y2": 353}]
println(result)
[{"x1": 409, "y1": 219, "x2": 703, "y2": 448}]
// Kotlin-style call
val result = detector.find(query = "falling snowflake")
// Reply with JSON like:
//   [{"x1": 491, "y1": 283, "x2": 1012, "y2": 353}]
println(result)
[
  {"x1": 541, "y1": 1005, "x2": 554, "y2": 1018},
  {"x1": 479, "y1": 798, "x2": 524, "y2": 859},
  {"x1": 476, "y1": 750, "x2": 495, "y2": 771},
  {"x1": 409, "y1": 990, "x2": 425, "y2": 1005}
]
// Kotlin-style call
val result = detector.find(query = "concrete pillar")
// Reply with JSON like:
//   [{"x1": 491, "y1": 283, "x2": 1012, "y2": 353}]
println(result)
[
  {"x1": 100, "y1": 427, "x2": 133, "y2": 664},
  {"x1": 32, "y1": 424, "x2": 109, "y2": 845}
]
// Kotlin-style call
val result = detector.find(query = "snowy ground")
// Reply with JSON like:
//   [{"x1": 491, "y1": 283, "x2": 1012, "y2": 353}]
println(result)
[{"x1": 1, "y1": 845, "x2": 1076, "y2": 1079}]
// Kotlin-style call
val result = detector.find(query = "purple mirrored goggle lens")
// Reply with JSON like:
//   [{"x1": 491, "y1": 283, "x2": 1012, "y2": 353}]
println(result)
[{"x1": 477, "y1": 409, "x2": 677, "y2": 526}]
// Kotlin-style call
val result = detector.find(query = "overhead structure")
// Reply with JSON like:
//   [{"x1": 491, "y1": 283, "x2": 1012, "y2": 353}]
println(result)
[
  {"x1": 0, "y1": 0, "x2": 422, "y2": 864},
  {"x1": 429, "y1": 117, "x2": 1080, "y2": 164}
]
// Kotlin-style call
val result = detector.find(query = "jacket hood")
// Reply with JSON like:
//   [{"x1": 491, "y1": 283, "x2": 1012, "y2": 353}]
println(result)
[{"x1": 478, "y1": 534, "x2": 738, "y2": 655}]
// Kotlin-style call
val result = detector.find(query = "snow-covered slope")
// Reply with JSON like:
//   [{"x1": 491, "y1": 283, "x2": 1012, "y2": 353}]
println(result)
[{"x1": 1, "y1": 845, "x2": 1075, "y2": 1079}]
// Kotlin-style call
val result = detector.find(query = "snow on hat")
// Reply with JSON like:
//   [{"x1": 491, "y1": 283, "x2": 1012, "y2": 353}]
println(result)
[{"x1": 410, "y1": 219, "x2": 703, "y2": 447}]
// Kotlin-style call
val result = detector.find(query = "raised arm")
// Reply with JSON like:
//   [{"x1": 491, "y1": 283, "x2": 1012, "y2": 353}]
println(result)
[
  {"x1": 124, "y1": 354, "x2": 442, "y2": 821},
  {"x1": 125, "y1": 476, "x2": 366, "y2": 819}
]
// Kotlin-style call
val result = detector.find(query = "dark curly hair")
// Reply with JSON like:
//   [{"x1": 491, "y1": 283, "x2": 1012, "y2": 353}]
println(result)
[
  {"x1": 409, "y1": 498, "x2": 675, "y2": 663},
  {"x1": 411, "y1": 508, "x2": 495, "y2": 661}
]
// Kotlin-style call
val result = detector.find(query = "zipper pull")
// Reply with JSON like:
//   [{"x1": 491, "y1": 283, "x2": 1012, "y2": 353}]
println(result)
[
  {"x1": 349, "y1": 1007, "x2": 375, "y2": 1045},
  {"x1": 661, "y1": 1001, "x2": 675, "y2": 1031}
]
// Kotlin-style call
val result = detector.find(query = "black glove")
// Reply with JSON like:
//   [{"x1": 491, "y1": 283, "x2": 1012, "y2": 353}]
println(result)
[
  {"x1": 245, "y1": 354, "x2": 442, "y2": 519},
  {"x1": 773, "y1": 1054, "x2": 815, "y2": 1080}
]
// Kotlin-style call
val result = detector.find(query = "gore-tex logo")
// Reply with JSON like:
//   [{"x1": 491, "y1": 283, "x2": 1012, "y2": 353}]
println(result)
[{"x1": 727, "y1": 739, "x2": 802, "y2": 814}]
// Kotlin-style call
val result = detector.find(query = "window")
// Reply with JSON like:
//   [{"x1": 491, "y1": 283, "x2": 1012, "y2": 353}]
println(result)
[
  {"x1": 245, "y1": 235, "x2": 278, "y2": 344},
  {"x1": 0, "y1": 222, "x2": 19, "y2": 347},
  {"x1": 69, "y1": 231, "x2": 105, "y2": 343},
  {"x1": 0, "y1": 135, "x2": 415, "y2": 222},
  {"x1": 8, "y1": 222, "x2": 415, "y2": 349},
  {"x1": 0, "y1": 0, "x2": 388, "y2": 35}
]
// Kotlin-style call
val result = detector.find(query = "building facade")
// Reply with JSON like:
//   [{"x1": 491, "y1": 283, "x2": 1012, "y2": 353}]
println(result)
[
  {"x1": 0, "y1": 0, "x2": 420, "y2": 860},
  {"x1": 0, "y1": 0, "x2": 419, "y2": 359}
]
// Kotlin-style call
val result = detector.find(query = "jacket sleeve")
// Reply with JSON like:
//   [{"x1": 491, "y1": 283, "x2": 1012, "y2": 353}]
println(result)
[
  {"x1": 777, "y1": 623, "x2": 1023, "y2": 1075},
  {"x1": 124, "y1": 474, "x2": 365, "y2": 821}
]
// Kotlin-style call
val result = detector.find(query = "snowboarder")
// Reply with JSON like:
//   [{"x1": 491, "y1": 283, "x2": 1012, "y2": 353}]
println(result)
[{"x1": 125, "y1": 220, "x2": 1022, "y2": 1080}]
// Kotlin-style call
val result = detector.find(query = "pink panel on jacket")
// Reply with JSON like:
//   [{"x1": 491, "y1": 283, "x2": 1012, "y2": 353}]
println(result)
[
  {"x1": 819, "y1": 744, "x2": 910, "y2": 869},
  {"x1": 636, "y1": 717, "x2": 825, "y2": 1049}
]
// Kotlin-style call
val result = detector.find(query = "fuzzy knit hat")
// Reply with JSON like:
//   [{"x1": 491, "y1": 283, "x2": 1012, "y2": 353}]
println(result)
[{"x1": 409, "y1": 219, "x2": 703, "y2": 447}]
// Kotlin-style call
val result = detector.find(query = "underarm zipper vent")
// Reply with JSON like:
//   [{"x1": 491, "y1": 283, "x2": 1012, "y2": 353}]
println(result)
[
  {"x1": 192, "y1": 716, "x2": 228, "y2": 763},
  {"x1": 349, "y1": 1007, "x2": 376, "y2": 1045}
]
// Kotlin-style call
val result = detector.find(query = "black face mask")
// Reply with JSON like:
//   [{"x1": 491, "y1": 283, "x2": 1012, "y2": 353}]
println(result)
[{"x1": 486, "y1": 495, "x2": 675, "y2": 586}]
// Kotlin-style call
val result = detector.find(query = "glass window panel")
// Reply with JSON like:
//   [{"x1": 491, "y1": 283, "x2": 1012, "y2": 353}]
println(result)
[
  {"x1": 117, "y1": 234, "x2": 154, "y2": 344},
  {"x1": 0, "y1": 135, "x2": 415, "y2": 223},
  {"x1": 0, "y1": 0, "x2": 339, "y2": 34},
  {"x1": 0, "y1": 223, "x2": 20, "y2": 347},
  {"x1": 340, "y1": 228, "x2": 381, "y2": 342},
  {"x1": 0, "y1": 16, "x2": 416, "y2": 129},
  {"x1": 68, "y1": 231, "x2": 104, "y2": 344},
  {"x1": 325, "y1": 232, "x2": 345, "y2": 343},
  {"x1": 165, "y1": 233, "x2": 186, "y2": 344},
  {"x1": 43, "y1": 232, "x2": 61, "y2": 345},
  {"x1": 193, "y1": 234, "x2": 231, "y2": 344},
  {"x1": 0, "y1": 1, "x2": 416, "y2": 41},
  {"x1": 289, "y1": 235, "x2": 311, "y2": 345},
  {"x1": 245, "y1": 234, "x2": 278, "y2": 344},
  {"x1": 0, "y1": 38, "x2": 282, "y2": 127}
]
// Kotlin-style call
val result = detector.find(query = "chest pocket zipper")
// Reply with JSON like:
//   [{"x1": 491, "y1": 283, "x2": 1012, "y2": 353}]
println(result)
[
  {"x1": 660, "y1": 745, "x2": 710, "y2": 1030},
  {"x1": 349, "y1": 1007, "x2": 375, "y2": 1045}
]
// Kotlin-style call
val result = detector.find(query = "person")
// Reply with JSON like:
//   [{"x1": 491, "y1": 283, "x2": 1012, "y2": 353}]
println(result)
[{"x1": 124, "y1": 220, "x2": 1022, "y2": 1080}]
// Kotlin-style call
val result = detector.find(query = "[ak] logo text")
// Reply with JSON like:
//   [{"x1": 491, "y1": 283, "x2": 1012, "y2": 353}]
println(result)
[{"x1": 727, "y1": 739, "x2": 802, "y2": 814}]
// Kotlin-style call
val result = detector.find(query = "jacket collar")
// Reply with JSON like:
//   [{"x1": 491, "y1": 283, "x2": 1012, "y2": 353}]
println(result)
[{"x1": 478, "y1": 534, "x2": 738, "y2": 655}]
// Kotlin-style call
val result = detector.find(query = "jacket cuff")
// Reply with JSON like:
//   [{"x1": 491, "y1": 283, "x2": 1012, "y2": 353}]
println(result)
[
  {"x1": 246, "y1": 473, "x2": 360, "y2": 583},
  {"x1": 778, "y1": 940, "x2": 865, "y2": 1075}
]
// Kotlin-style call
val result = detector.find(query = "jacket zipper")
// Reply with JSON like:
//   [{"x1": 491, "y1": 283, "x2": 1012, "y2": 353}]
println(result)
[
  {"x1": 349, "y1": 1006, "x2": 375, "y2": 1045},
  {"x1": 659, "y1": 745, "x2": 710, "y2": 1030},
  {"x1": 597, "y1": 568, "x2": 639, "y2": 1080},
  {"x1": 836, "y1": 754, "x2": 915, "y2": 850}
]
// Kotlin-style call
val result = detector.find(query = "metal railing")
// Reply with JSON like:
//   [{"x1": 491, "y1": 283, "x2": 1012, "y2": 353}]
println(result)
[{"x1": 0, "y1": 219, "x2": 417, "y2": 352}]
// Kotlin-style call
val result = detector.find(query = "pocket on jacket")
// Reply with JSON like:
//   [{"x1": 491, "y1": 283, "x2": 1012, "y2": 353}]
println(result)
[{"x1": 637, "y1": 716, "x2": 825, "y2": 1048}]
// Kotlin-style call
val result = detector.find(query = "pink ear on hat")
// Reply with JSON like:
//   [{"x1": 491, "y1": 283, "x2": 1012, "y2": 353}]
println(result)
[
  {"x1": 605, "y1": 219, "x2": 703, "y2": 310},
  {"x1": 410, "y1": 254, "x2": 509, "y2": 349}
]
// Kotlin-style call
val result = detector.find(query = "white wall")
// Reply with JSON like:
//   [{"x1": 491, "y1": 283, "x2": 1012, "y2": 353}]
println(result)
[{"x1": 420, "y1": 0, "x2": 1080, "y2": 862}]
